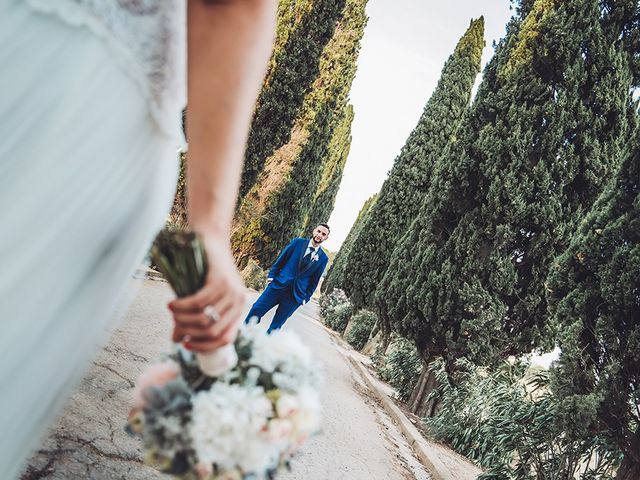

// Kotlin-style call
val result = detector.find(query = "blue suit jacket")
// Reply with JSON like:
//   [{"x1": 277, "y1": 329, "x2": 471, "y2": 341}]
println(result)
[{"x1": 268, "y1": 238, "x2": 329, "y2": 304}]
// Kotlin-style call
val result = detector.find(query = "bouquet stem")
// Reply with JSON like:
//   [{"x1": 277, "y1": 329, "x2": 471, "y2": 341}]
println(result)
[{"x1": 151, "y1": 229, "x2": 237, "y2": 376}]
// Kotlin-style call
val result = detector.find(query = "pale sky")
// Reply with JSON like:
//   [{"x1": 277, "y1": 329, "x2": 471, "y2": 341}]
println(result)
[{"x1": 324, "y1": 0, "x2": 514, "y2": 251}]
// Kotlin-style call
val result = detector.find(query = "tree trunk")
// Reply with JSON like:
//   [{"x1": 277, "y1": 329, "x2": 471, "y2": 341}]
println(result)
[
  {"x1": 408, "y1": 364, "x2": 429, "y2": 412},
  {"x1": 616, "y1": 427, "x2": 640, "y2": 480},
  {"x1": 369, "y1": 320, "x2": 380, "y2": 339},
  {"x1": 361, "y1": 330, "x2": 381, "y2": 356},
  {"x1": 377, "y1": 309, "x2": 391, "y2": 353},
  {"x1": 408, "y1": 356, "x2": 439, "y2": 417},
  {"x1": 417, "y1": 368, "x2": 440, "y2": 418}
]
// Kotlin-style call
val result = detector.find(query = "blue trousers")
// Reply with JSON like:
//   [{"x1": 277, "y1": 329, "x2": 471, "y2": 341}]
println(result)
[{"x1": 244, "y1": 283, "x2": 301, "y2": 333}]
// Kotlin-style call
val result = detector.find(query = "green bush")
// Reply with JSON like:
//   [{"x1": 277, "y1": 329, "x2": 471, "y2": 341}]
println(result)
[
  {"x1": 240, "y1": 259, "x2": 267, "y2": 291},
  {"x1": 345, "y1": 309, "x2": 377, "y2": 350},
  {"x1": 324, "y1": 303, "x2": 353, "y2": 334},
  {"x1": 426, "y1": 358, "x2": 619, "y2": 480},
  {"x1": 377, "y1": 337, "x2": 422, "y2": 402},
  {"x1": 318, "y1": 288, "x2": 349, "y2": 319}
]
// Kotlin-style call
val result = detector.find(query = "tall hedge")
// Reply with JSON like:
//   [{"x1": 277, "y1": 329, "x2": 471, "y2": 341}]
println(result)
[
  {"x1": 548, "y1": 144, "x2": 640, "y2": 480},
  {"x1": 342, "y1": 18, "x2": 485, "y2": 310},
  {"x1": 378, "y1": 0, "x2": 637, "y2": 372},
  {"x1": 232, "y1": 0, "x2": 368, "y2": 268},
  {"x1": 239, "y1": 0, "x2": 347, "y2": 198},
  {"x1": 303, "y1": 103, "x2": 355, "y2": 236},
  {"x1": 322, "y1": 194, "x2": 377, "y2": 294}
]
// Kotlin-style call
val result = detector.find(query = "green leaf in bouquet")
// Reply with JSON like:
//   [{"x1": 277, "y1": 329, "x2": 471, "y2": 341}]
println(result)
[
  {"x1": 171, "y1": 346, "x2": 217, "y2": 392},
  {"x1": 150, "y1": 229, "x2": 208, "y2": 298},
  {"x1": 235, "y1": 335, "x2": 253, "y2": 362},
  {"x1": 164, "y1": 451, "x2": 190, "y2": 476}
]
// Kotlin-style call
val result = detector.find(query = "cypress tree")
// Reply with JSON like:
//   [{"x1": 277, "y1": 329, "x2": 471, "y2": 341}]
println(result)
[
  {"x1": 548, "y1": 145, "x2": 640, "y2": 480},
  {"x1": 239, "y1": 0, "x2": 347, "y2": 198},
  {"x1": 378, "y1": 0, "x2": 636, "y2": 374},
  {"x1": 232, "y1": 0, "x2": 367, "y2": 268},
  {"x1": 322, "y1": 194, "x2": 377, "y2": 294},
  {"x1": 342, "y1": 18, "x2": 485, "y2": 310},
  {"x1": 303, "y1": 104, "x2": 355, "y2": 236}
]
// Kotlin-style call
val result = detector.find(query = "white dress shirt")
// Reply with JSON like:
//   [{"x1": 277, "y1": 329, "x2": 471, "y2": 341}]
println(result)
[{"x1": 305, "y1": 240, "x2": 319, "y2": 259}]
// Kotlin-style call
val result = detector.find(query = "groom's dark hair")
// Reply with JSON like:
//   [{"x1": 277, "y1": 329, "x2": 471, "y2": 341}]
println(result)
[{"x1": 318, "y1": 223, "x2": 330, "y2": 232}]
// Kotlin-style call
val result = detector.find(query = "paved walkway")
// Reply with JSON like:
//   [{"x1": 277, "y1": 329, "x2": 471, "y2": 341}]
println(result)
[{"x1": 20, "y1": 278, "x2": 432, "y2": 480}]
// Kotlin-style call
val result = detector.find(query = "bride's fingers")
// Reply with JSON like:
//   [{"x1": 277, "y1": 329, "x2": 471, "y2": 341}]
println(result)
[
  {"x1": 173, "y1": 297, "x2": 243, "y2": 342},
  {"x1": 184, "y1": 320, "x2": 239, "y2": 352},
  {"x1": 169, "y1": 280, "x2": 225, "y2": 313},
  {"x1": 172, "y1": 311, "x2": 210, "y2": 327},
  {"x1": 204, "y1": 300, "x2": 242, "y2": 337},
  {"x1": 209, "y1": 292, "x2": 238, "y2": 320}
]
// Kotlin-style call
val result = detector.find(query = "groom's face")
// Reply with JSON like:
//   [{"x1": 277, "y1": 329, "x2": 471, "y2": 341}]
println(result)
[{"x1": 312, "y1": 225, "x2": 330, "y2": 244}]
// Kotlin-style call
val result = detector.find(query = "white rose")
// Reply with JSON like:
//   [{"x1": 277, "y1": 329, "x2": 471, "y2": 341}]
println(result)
[
  {"x1": 267, "y1": 418, "x2": 294, "y2": 443},
  {"x1": 276, "y1": 394, "x2": 299, "y2": 418}
]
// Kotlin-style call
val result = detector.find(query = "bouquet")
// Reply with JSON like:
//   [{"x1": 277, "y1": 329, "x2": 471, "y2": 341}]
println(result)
[{"x1": 128, "y1": 229, "x2": 322, "y2": 479}]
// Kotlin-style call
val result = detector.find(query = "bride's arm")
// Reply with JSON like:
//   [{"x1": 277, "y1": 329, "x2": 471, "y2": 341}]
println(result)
[{"x1": 169, "y1": 0, "x2": 277, "y2": 352}]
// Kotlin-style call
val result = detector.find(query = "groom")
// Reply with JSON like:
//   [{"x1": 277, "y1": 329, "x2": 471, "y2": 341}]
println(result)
[{"x1": 244, "y1": 224, "x2": 330, "y2": 333}]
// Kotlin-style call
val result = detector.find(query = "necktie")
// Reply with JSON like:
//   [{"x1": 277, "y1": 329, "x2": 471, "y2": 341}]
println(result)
[{"x1": 302, "y1": 247, "x2": 315, "y2": 268}]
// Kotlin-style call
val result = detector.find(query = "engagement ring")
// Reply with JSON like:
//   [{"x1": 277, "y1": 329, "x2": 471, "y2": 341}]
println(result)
[{"x1": 204, "y1": 305, "x2": 221, "y2": 324}]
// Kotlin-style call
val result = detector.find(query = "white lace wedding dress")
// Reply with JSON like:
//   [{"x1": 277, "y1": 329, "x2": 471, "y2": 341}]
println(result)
[{"x1": 0, "y1": 1, "x2": 185, "y2": 477}]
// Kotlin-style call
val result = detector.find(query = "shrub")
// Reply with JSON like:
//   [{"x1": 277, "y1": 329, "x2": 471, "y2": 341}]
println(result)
[
  {"x1": 377, "y1": 337, "x2": 422, "y2": 402},
  {"x1": 426, "y1": 358, "x2": 619, "y2": 480},
  {"x1": 345, "y1": 309, "x2": 377, "y2": 350},
  {"x1": 240, "y1": 259, "x2": 267, "y2": 291},
  {"x1": 318, "y1": 288, "x2": 349, "y2": 319},
  {"x1": 324, "y1": 303, "x2": 353, "y2": 334}
]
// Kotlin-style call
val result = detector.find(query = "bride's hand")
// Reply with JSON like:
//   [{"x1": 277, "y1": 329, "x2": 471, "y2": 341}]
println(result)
[
  {"x1": 168, "y1": 233, "x2": 246, "y2": 353},
  {"x1": 173, "y1": 0, "x2": 276, "y2": 354}
]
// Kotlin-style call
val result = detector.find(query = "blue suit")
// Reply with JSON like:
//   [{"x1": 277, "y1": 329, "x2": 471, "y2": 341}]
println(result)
[{"x1": 244, "y1": 238, "x2": 329, "y2": 333}]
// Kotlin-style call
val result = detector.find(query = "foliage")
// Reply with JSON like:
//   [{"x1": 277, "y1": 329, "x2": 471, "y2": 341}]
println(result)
[
  {"x1": 239, "y1": 0, "x2": 347, "y2": 198},
  {"x1": 318, "y1": 288, "x2": 349, "y2": 319},
  {"x1": 344, "y1": 309, "x2": 377, "y2": 350},
  {"x1": 343, "y1": 17, "x2": 485, "y2": 310},
  {"x1": 547, "y1": 143, "x2": 640, "y2": 479},
  {"x1": 302, "y1": 103, "x2": 355, "y2": 236},
  {"x1": 376, "y1": 337, "x2": 422, "y2": 402},
  {"x1": 240, "y1": 259, "x2": 268, "y2": 291},
  {"x1": 321, "y1": 194, "x2": 377, "y2": 293},
  {"x1": 233, "y1": 0, "x2": 368, "y2": 267},
  {"x1": 318, "y1": 288, "x2": 354, "y2": 334},
  {"x1": 324, "y1": 302, "x2": 353, "y2": 334},
  {"x1": 378, "y1": 0, "x2": 637, "y2": 370},
  {"x1": 426, "y1": 359, "x2": 619, "y2": 480},
  {"x1": 150, "y1": 229, "x2": 208, "y2": 297}
]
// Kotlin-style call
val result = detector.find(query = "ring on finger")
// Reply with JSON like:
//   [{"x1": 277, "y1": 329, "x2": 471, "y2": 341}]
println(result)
[{"x1": 204, "y1": 304, "x2": 221, "y2": 325}]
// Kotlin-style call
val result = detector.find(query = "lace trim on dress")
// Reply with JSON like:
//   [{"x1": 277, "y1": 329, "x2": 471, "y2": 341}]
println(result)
[{"x1": 25, "y1": 0, "x2": 186, "y2": 140}]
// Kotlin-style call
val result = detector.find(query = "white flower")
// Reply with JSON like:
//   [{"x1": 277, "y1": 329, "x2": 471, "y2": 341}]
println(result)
[
  {"x1": 194, "y1": 461, "x2": 213, "y2": 480},
  {"x1": 246, "y1": 366, "x2": 261, "y2": 385},
  {"x1": 289, "y1": 387, "x2": 322, "y2": 436},
  {"x1": 267, "y1": 418, "x2": 293, "y2": 443},
  {"x1": 215, "y1": 470, "x2": 242, "y2": 480},
  {"x1": 190, "y1": 383, "x2": 277, "y2": 473},
  {"x1": 247, "y1": 328, "x2": 316, "y2": 384},
  {"x1": 276, "y1": 394, "x2": 299, "y2": 417}
]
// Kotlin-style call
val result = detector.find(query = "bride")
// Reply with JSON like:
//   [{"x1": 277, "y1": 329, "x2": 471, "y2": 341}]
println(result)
[{"x1": 0, "y1": 1, "x2": 277, "y2": 477}]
